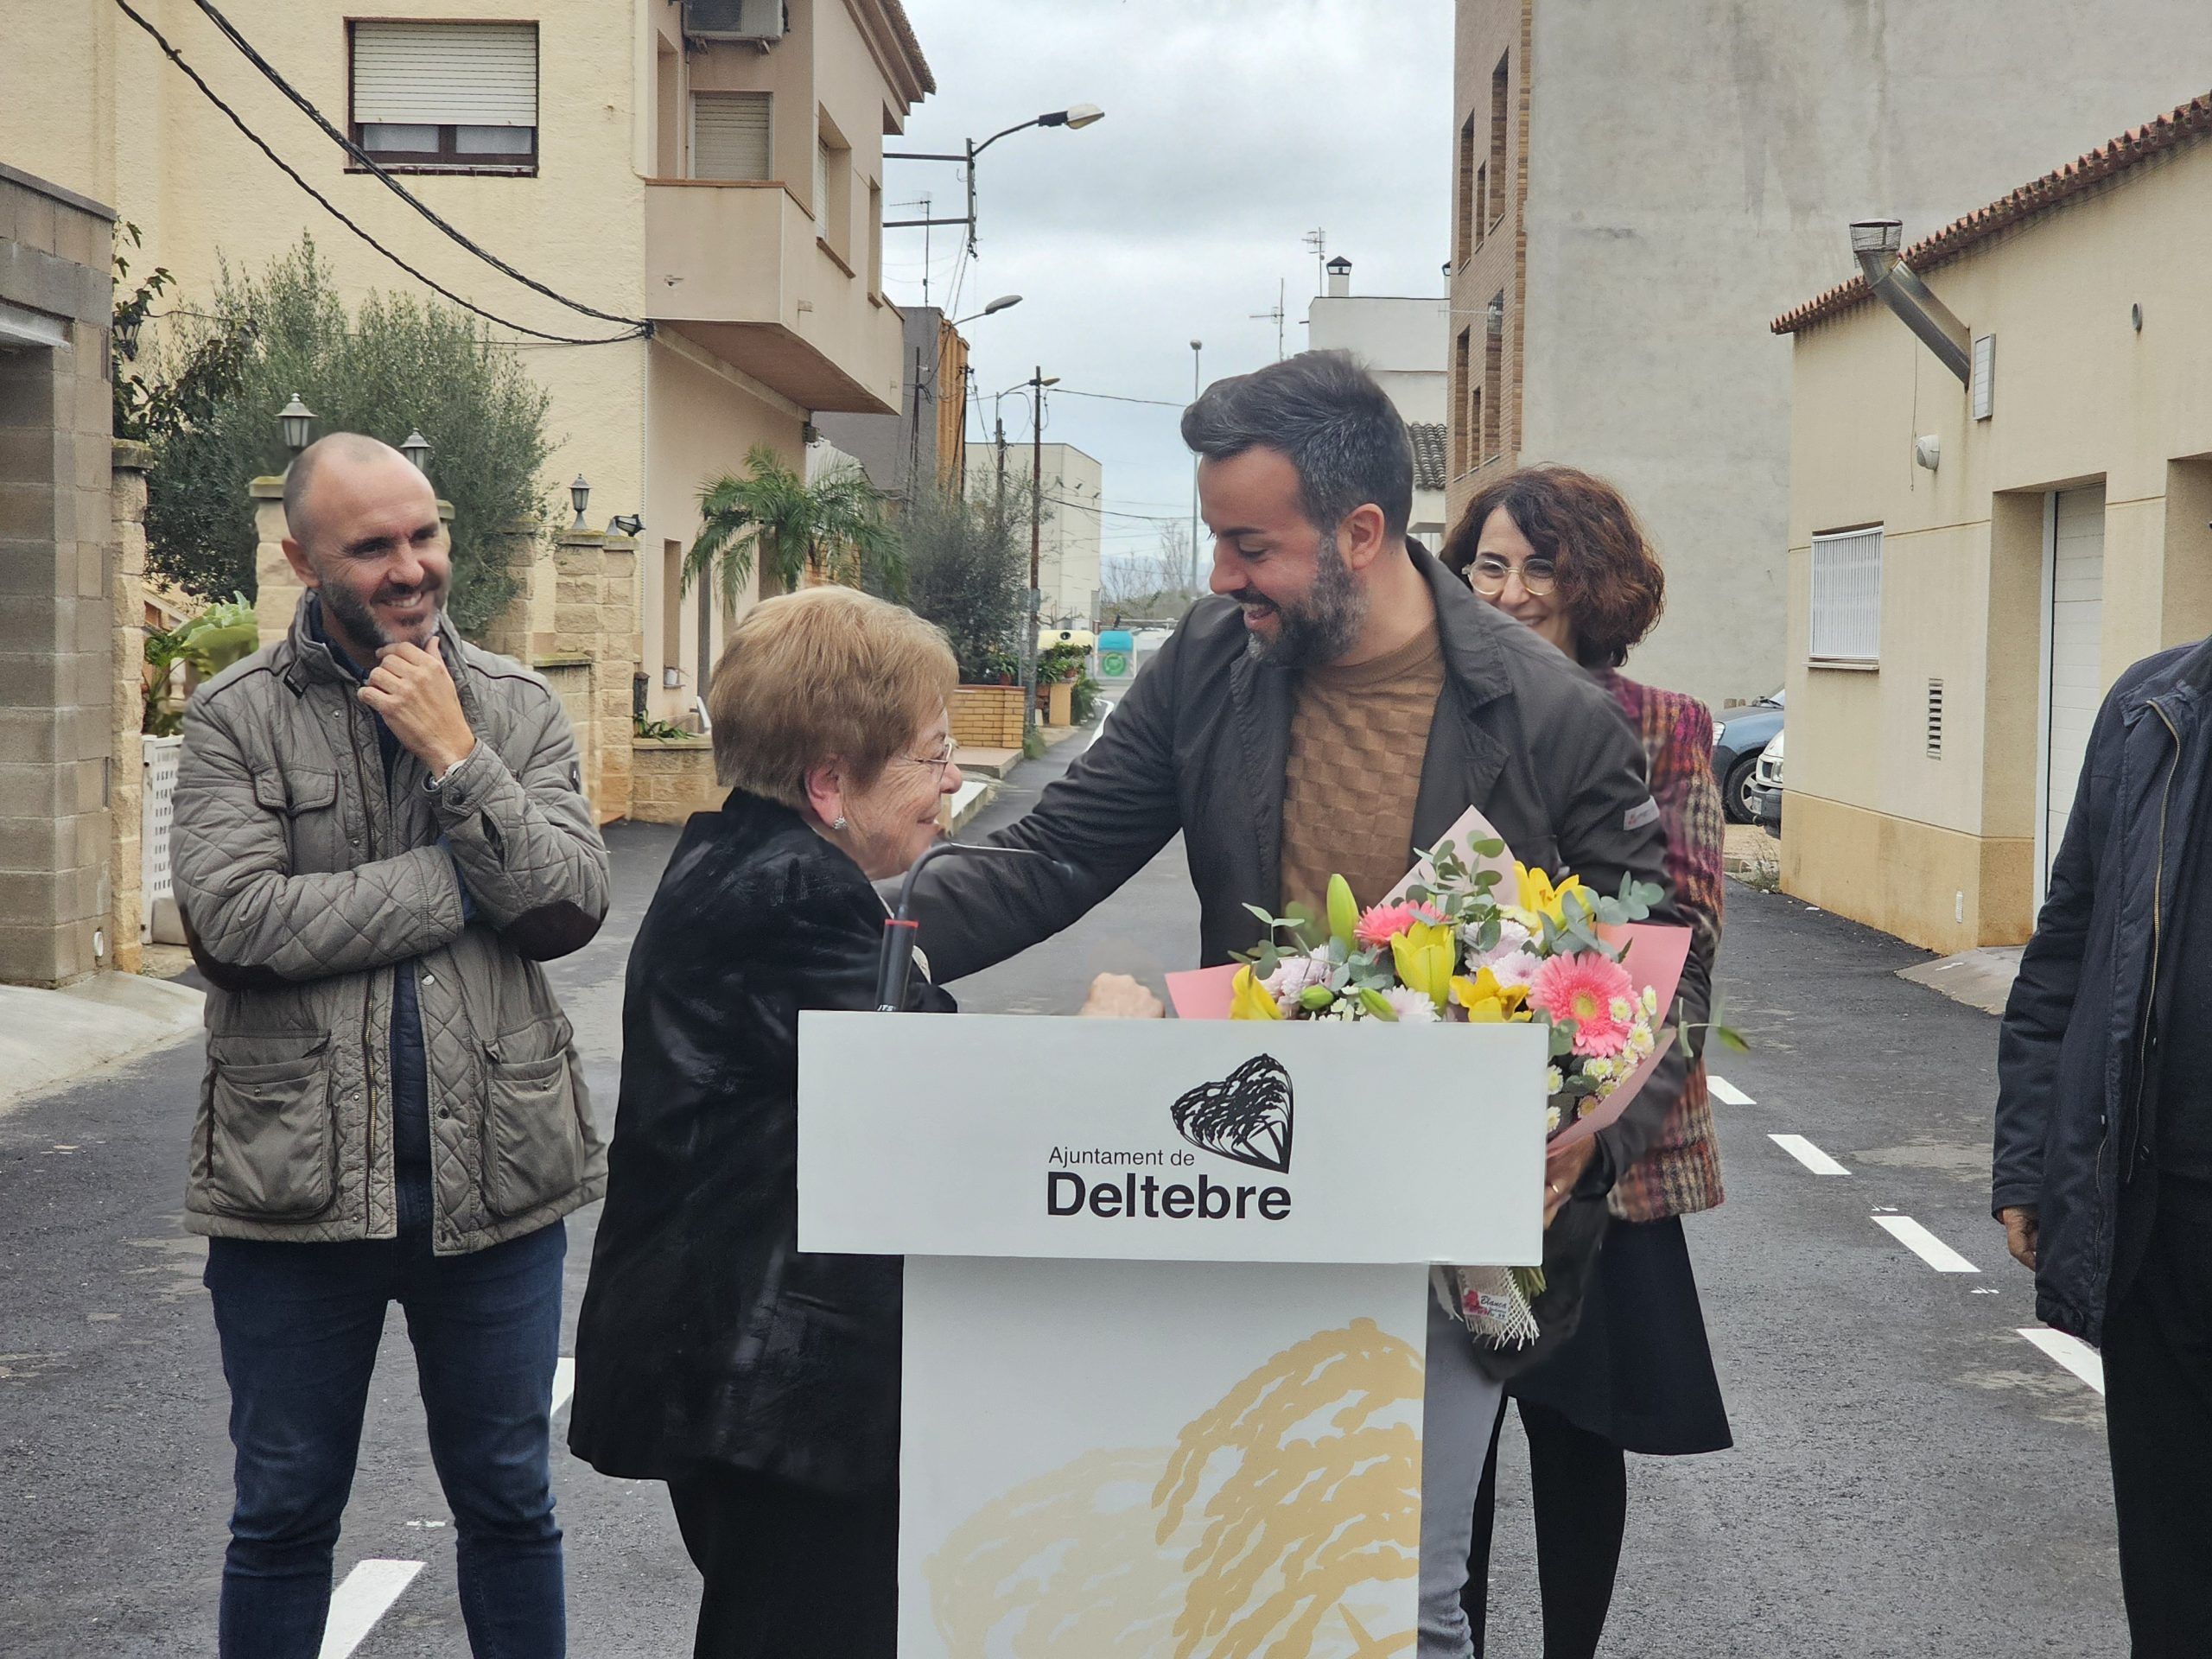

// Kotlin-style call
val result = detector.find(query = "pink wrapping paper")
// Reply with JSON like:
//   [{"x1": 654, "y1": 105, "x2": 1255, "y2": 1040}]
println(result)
[{"x1": 1164, "y1": 806, "x2": 1694, "y2": 1147}]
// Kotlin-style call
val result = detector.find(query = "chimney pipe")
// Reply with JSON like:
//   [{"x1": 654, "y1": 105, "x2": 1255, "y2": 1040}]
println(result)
[
  {"x1": 1325, "y1": 256, "x2": 1352, "y2": 298},
  {"x1": 1850, "y1": 219, "x2": 1971, "y2": 386}
]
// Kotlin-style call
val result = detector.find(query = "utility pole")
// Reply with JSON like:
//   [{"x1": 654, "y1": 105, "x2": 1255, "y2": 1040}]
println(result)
[
  {"x1": 1020, "y1": 366, "x2": 1047, "y2": 738},
  {"x1": 1189, "y1": 340, "x2": 1203, "y2": 590}
]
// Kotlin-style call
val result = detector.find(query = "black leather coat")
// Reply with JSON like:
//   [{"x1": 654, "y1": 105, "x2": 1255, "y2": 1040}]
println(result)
[{"x1": 567, "y1": 791, "x2": 953, "y2": 1492}]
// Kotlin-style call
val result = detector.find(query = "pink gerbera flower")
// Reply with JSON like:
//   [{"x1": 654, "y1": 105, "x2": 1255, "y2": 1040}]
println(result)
[
  {"x1": 1528, "y1": 952, "x2": 1637, "y2": 1058},
  {"x1": 1354, "y1": 900, "x2": 1445, "y2": 950}
]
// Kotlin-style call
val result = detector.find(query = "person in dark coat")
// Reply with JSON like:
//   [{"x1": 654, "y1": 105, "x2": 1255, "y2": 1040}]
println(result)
[
  {"x1": 1443, "y1": 466, "x2": 1732, "y2": 1659},
  {"x1": 1995, "y1": 633, "x2": 2212, "y2": 1658},
  {"x1": 899, "y1": 353, "x2": 1684, "y2": 1659},
  {"x1": 567, "y1": 587, "x2": 965, "y2": 1659}
]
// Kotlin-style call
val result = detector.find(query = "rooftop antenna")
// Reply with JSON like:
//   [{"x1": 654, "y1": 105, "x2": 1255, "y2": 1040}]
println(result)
[
  {"x1": 1302, "y1": 227, "x2": 1326, "y2": 296},
  {"x1": 1249, "y1": 278, "x2": 1286, "y2": 359}
]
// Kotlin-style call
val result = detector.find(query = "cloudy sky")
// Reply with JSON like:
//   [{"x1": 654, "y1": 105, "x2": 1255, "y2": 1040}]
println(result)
[{"x1": 885, "y1": 0, "x2": 1452, "y2": 581}]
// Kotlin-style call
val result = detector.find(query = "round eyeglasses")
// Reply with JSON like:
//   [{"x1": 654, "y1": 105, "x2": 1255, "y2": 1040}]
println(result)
[{"x1": 1465, "y1": 554, "x2": 1559, "y2": 598}]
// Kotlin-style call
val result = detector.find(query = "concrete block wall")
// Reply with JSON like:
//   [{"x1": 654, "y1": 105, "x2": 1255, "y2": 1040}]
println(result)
[
  {"x1": 950, "y1": 684, "x2": 1024, "y2": 749},
  {"x1": 0, "y1": 166, "x2": 118, "y2": 986}
]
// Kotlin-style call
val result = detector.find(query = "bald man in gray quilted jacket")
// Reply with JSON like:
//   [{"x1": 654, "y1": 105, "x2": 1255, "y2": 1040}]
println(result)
[{"x1": 171, "y1": 435, "x2": 607, "y2": 1658}]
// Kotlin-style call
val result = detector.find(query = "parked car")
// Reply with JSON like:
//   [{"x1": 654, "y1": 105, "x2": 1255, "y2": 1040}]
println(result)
[
  {"x1": 1713, "y1": 690, "x2": 1784, "y2": 824},
  {"x1": 1751, "y1": 729, "x2": 1785, "y2": 839}
]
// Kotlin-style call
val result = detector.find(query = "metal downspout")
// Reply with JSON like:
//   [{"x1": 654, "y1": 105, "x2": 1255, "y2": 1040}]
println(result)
[{"x1": 1850, "y1": 219, "x2": 1972, "y2": 386}]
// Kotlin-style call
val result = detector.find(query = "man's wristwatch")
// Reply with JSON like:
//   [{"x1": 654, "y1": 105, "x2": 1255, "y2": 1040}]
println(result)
[{"x1": 423, "y1": 746, "x2": 480, "y2": 793}]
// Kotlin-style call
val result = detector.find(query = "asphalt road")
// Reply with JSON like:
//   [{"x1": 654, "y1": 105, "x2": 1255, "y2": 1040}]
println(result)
[{"x1": 0, "y1": 742, "x2": 2125, "y2": 1656}]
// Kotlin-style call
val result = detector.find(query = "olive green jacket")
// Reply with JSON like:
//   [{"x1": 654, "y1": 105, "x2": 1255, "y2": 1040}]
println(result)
[{"x1": 171, "y1": 598, "x2": 608, "y2": 1253}]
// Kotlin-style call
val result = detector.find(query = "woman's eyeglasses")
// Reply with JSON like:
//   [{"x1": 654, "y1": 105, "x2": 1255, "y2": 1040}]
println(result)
[
  {"x1": 895, "y1": 739, "x2": 959, "y2": 785},
  {"x1": 1465, "y1": 554, "x2": 1559, "y2": 598}
]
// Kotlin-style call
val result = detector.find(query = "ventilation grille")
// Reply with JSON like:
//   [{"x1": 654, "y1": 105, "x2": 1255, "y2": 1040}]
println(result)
[
  {"x1": 1971, "y1": 334, "x2": 1995, "y2": 421},
  {"x1": 1927, "y1": 678, "x2": 1945, "y2": 758}
]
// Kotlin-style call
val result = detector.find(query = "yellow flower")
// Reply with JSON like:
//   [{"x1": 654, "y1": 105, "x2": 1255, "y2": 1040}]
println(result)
[
  {"x1": 1452, "y1": 967, "x2": 1534, "y2": 1024},
  {"x1": 1230, "y1": 963, "x2": 1284, "y2": 1020},
  {"x1": 1509, "y1": 862, "x2": 1587, "y2": 929},
  {"x1": 1390, "y1": 919, "x2": 1458, "y2": 1010}
]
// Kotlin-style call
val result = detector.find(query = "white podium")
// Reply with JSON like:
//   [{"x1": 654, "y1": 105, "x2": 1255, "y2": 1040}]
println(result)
[{"x1": 799, "y1": 1012, "x2": 1547, "y2": 1658}]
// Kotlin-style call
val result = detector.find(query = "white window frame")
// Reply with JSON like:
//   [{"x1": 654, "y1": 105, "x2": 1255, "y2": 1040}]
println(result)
[{"x1": 1809, "y1": 525, "x2": 1883, "y2": 667}]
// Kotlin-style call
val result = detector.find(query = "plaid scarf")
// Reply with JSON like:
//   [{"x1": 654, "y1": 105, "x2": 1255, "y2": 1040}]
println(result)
[{"x1": 1600, "y1": 671, "x2": 1726, "y2": 1223}]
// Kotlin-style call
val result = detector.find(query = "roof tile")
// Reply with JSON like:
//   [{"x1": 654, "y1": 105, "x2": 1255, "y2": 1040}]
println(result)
[{"x1": 1773, "y1": 90, "x2": 2212, "y2": 335}]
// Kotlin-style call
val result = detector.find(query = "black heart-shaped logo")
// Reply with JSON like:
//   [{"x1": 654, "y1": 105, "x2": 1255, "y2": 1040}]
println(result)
[{"x1": 1170, "y1": 1055, "x2": 1294, "y2": 1174}]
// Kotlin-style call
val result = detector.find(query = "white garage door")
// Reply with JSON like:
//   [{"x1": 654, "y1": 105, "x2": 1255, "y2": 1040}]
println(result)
[{"x1": 2044, "y1": 485, "x2": 2106, "y2": 884}]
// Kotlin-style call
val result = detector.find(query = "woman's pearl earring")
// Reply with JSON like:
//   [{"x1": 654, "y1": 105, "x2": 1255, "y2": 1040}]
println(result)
[{"x1": 831, "y1": 816, "x2": 848, "y2": 831}]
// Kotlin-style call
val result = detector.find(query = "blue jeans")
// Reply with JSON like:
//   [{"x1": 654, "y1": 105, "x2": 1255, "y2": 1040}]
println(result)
[{"x1": 203, "y1": 1214, "x2": 568, "y2": 1658}]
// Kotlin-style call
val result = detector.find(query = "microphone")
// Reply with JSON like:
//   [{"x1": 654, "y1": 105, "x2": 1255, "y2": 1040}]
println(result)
[{"x1": 875, "y1": 840, "x2": 1077, "y2": 1012}]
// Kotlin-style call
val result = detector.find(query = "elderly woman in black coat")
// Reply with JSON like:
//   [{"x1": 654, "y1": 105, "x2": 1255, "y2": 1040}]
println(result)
[{"x1": 568, "y1": 586, "x2": 967, "y2": 1658}]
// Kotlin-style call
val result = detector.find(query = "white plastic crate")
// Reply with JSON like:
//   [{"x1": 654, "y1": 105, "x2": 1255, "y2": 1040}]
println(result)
[{"x1": 141, "y1": 734, "x2": 182, "y2": 944}]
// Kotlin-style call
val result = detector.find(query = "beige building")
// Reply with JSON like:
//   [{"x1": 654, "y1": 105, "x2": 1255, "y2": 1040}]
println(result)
[
  {"x1": 967, "y1": 440, "x2": 1103, "y2": 631},
  {"x1": 7, "y1": 0, "x2": 930, "y2": 721},
  {"x1": 1773, "y1": 93, "x2": 2212, "y2": 956},
  {"x1": 1448, "y1": 0, "x2": 2212, "y2": 711},
  {"x1": 1305, "y1": 257, "x2": 1448, "y2": 548}
]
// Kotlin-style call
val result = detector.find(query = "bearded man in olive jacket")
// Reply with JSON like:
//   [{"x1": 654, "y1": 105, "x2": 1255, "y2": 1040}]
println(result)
[
  {"x1": 904, "y1": 351, "x2": 1681, "y2": 1659},
  {"x1": 171, "y1": 434, "x2": 607, "y2": 1659}
]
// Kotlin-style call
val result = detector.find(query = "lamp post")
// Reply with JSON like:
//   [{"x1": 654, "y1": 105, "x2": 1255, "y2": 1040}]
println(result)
[
  {"x1": 884, "y1": 105, "x2": 1104, "y2": 253},
  {"x1": 400, "y1": 429, "x2": 432, "y2": 474},
  {"x1": 278, "y1": 393, "x2": 315, "y2": 455},
  {"x1": 1188, "y1": 340, "x2": 1203, "y2": 589},
  {"x1": 995, "y1": 368, "x2": 1058, "y2": 741},
  {"x1": 569, "y1": 474, "x2": 590, "y2": 531},
  {"x1": 950, "y1": 294, "x2": 1021, "y2": 327}
]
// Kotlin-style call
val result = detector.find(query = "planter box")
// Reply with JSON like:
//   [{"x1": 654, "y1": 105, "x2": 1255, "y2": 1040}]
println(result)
[{"x1": 950, "y1": 684, "x2": 1025, "y2": 750}]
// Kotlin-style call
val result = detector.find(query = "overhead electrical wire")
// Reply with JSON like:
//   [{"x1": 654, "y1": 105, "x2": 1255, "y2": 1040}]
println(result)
[
  {"x1": 180, "y1": 0, "x2": 649, "y2": 333},
  {"x1": 1050, "y1": 386, "x2": 1188, "y2": 409},
  {"x1": 111, "y1": 0, "x2": 646, "y2": 346}
]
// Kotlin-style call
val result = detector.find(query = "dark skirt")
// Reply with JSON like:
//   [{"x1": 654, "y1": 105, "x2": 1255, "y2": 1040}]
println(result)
[{"x1": 1507, "y1": 1214, "x2": 1732, "y2": 1455}]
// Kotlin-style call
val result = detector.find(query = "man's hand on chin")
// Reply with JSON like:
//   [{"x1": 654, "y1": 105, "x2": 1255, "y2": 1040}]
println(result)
[{"x1": 361, "y1": 642, "x2": 477, "y2": 778}]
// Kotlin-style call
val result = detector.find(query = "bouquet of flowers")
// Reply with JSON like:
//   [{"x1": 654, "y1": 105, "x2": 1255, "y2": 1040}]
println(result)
[{"x1": 1223, "y1": 830, "x2": 1677, "y2": 1346}]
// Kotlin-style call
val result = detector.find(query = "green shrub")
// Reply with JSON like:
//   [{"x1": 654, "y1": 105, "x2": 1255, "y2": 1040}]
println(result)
[{"x1": 137, "y1": 236, "x2": 552, "y2": 637}]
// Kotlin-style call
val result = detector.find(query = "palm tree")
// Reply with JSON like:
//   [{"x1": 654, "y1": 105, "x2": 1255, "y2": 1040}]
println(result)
[{"x1": 683, "y1": 443, "x2": 897, "y2": 608}]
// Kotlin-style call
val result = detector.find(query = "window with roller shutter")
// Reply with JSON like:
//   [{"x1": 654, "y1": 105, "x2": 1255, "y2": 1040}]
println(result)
[
  {"x1": 690, "y1": 92, "x2": 772, "y2": 181},
  {"x1": 349, "y1": 21, "x2": 537, "y2": 173}
]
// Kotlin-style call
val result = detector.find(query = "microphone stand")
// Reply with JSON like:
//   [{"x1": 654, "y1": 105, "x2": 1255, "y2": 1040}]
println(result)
[{"x1": 876, "y1": 840, "x2": 1073, "y2": 1011}]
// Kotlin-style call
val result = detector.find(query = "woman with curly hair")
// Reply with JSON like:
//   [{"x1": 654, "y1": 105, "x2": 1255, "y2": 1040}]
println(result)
[{"x1": 1442, "y1": 465, "x2": 1732, "y2": 1658}]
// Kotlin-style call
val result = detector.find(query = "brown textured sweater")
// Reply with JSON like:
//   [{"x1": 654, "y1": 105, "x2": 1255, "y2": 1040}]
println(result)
[{"x1": 1278, "y1": 623, "x2": 1446, "y2": 925}]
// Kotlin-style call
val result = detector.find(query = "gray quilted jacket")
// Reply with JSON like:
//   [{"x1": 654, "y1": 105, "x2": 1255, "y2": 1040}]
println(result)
[{"x1": 172, "y1": 597, "x2": 609, "y2": 1254}]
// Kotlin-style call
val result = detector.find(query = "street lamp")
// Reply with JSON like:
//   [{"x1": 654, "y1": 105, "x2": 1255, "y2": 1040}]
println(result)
[
  {"x1": 951, "y1": 294, "x2": 1022, "y2": 326},
  {"x1": 400, "y1": 429, "x2": 432, "y2": 474},
  {"x1": 569, "y1": 474, "x2": 590, "y2": 530},
  {"x1": 278, "y1": 393, "x2": 315, "y2": 454},
  {"x1": 884, "y1": 105, "x2": 1107, "y2": 251},
  {"x1": 1189, "y1": 340, "x2": 1203, "y2": 588}
]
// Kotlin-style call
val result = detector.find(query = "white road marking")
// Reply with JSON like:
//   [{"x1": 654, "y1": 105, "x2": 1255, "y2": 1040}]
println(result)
[
  {"x1": 2018, "y1": 1327, "x2": 2106, "y2": 1395},
  {"x1": 1873, "y1": 1215, "x2": 1981, "y2": 1274},
  {"x1": 1769, "y1": 1133, "x2": 1849, "y2": 1175},
  {"x1": 551, "y1": 1357, "x2": 575, "y2": 1416},
  {"x1": 1709, "y1": 1076, "x2": 1754, "y2": 1106},
  {"x1": 317, "y1": 1559, "x2": 423, "y2": 1659},
  {"x1": 1087, "y1": 698, "x2": 1115, "y2": 749}
]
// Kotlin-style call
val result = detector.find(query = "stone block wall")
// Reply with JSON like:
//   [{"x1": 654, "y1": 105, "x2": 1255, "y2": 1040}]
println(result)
[
  {"x1": 0, "y1": 164, "x2": 118, "y2": 986},
  {"x1": 950, "y1": 684, "x2": 1025, "y2": 749},
  {"x1": 629, "y1": 736, "x2": 722, "y2": 824},
  {"x1": 108, "y1": 440, "x2": 149, "y2": 972}
]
